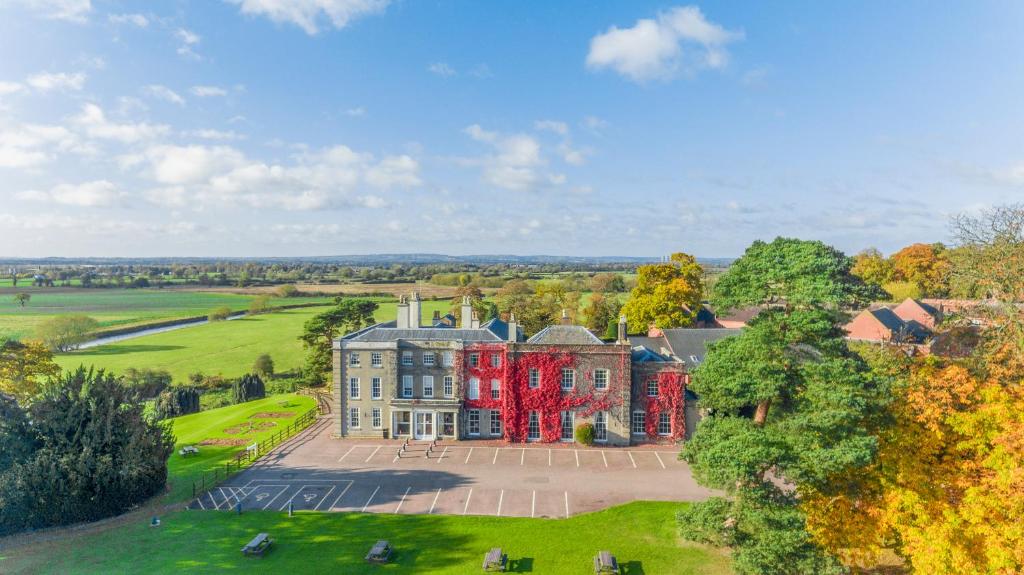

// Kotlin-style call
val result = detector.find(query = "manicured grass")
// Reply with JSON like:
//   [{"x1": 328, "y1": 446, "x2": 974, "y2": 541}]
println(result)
[
  {"x1": 55, "y1": 300, "x2": 451, "y2": 383},
  {"x1": 0, "y1": 288, "x2": 305, "y2": 340},
  {"x1": 0, "y1": 502, "x2": 730, "y2": 574},
  {"x1": 164, "y1": 394, "x2": 318, "y2": 502}
]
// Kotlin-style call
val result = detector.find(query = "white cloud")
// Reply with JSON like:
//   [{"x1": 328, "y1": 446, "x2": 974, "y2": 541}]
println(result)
[
  {"x1": 227, "y1": 0, "x2": 390, "y2": 35},
  {"x1": 535, "y1": 119, "x2": 589, "y2": 166},
  {"x1": 464, "y1": 124, "x2": 543, "y2": 191},
  {"x1": 583, "y1": 116, "x2": 608, "y2": 132},
  {"x1": 428, "y1": 62, "x2": 456, "y2": 77},
  {"x1": 365, "y1": 155, "x2": 421, "y2": 188},
  {"x1": 74, "y1": 103, "x2": 170, "y2": 143},
  {"x1": 175, "y1": 28, "x2": 201, "y2": 59},
  {"x1": 188, "y1": 129, "x2": 244, "y2": 141},
  {"x1": 534, "y1": 120, "x2": 568, "y2": 136},
  {"x1": 345, "y1": 106, "x2": 366, "y2": 117},
  {"x1": 144, "y1": 144, "x2": 247, "y2": 185},
  {"x1": 0, "y1": 123, "x2": 86, "y2": 168},
  {"x1": 144, "y1": 84, "x2": 186, "y2": 106},
  {"x1": 17, "y1": 180, "x2": 119, "y2": 207},
  {"x1": 15, "y1": 0, "x2": 91, "y2": 22},
  {"x1": 108, "y1": 13, "x2": 148, "y2": 27},
  {"x1": 190, "y1": 85, "x2": 228, "y2": 97},
  {"x1": 0, "y1": 82, "x2": 24, "y2": 96},
  {"x1": 586, "y1": 5, "x2": 742, "y2": 82},
  {"x1": 26, "y1": 71, "x2": 86, "y2": 92}
]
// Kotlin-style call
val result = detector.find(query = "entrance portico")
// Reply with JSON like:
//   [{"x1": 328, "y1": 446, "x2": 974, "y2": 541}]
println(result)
[{"x1": 390, "y1": 399, "x2": 460, "y2": 440}]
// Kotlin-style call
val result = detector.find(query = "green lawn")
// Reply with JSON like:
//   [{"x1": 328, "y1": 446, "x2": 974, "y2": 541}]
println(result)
[
  {"x1": 0, "y1": 502, "x2": 730, "y2": 574},
  {"x1": 0, "y1": 288, "x2": 305, "y2": 340},
  {"x1": 164, "y1": 394, "x2": 318, "y2": 502},
  {"x1": 55, "y1": 299, "x2": 452, "y2": 383}
]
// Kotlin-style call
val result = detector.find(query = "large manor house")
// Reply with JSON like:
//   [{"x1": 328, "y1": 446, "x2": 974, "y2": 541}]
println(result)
[{"x1": 333, "y1": 293, "x2": 736, "y2": 446}]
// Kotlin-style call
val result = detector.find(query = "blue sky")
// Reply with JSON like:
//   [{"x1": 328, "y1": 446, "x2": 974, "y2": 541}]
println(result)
[{"x1": 1, "y1": 1, "x2": 1023, "y2": 258}]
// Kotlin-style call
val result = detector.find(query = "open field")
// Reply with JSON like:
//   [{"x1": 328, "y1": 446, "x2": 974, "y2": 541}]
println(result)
[
  {"x1": 196, "y1": 282, "x2": 490, "y2": 299},
  {"x1": 55, "y1": 299, "x2": 452, "y2": 382},
  {"x1": 0, "y1": 501, "x2": 730, "y2": 574},
  {"x1": 164, "y1": 394, "x2": 318, "y2": 502},
  {"x1": 0, "y1": 288, "x2": 308, "y2": 340}
]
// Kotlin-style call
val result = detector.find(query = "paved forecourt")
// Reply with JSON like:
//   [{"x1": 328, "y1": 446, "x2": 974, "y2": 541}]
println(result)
[{"x1": 191, "y1": 417, "x2": 717, "y2": 519}]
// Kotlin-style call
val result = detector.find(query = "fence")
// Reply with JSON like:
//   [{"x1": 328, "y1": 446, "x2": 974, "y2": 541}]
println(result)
[{"x1": 191, "y1": 407, "x2": 319, "y2": 499}]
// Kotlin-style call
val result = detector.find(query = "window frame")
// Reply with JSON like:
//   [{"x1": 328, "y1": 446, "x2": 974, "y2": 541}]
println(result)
[
  {"x1": 594, "y1": 369, "x2": 609, "y2": 390},
  {"x1": 527, "y1": 410, "x2": 540, "y2": 441},
  {"x1": 657, "y1": 411, "x2": 671, "y2": 436},
  {"x1": 422, "y1": 352, "x2": 435, "y2": 366},
  {"x1": 560, "y1": 410, "x2": 575, "y2": 441},
  {"x1": 467, "y1": 409, "x2": 480, "y2": 436},
  {"x1": 372, "y1": 407, "x2": 382, "y2": 429},
  {"x1": 469, "y1": 353, "x2": 480, "y2": 368},
  {"x1": 349, "y1": 407, "x2": 360, "y2": 429},
  {"x1": 594, "y1": 411, "x2": 608, "y2": 442},
  {"x1": 402, "y1": 375, "x2": 413, "y2": 398},
  {"x1": 443, "y1": 375, "x2": 454, "y2": 398},
  {"x1": 647, "y1": 379, "x2": 659, "y2": 397},
  {"x1": 490, "y1": 379, "x2": 500, "y2": 400},
  {"x1": 423, "y1": 375, "x2": 434, "y2": 398},
  {"x1": 467, "y1": 377, "x2": 480, "y2": 400},
  {"x1": 631, "y1": 411, "x2": 646, "y2": 435},
  {"x1": 371, "y1": 377, "x2": 382, "y2": 400},
  {"x1": 348, "y1": 352, "x2": 360, "y2": 367},
  {"x1": 401, "y1": 351, "x2": 414, "y2": 366},
  {"x1": 528, "y1": 368, "x2": 540, "y2": 389},
  {"x1": 490, "y1": 354, "x2": 501, "y2": 368},
  {"x1": 561, "y1": 368, "x2": 575, "y2": 391},
  {"x1": 371, "y1": 352, "x2": 383, "y2": 367},
  {"x1": 442, "y1": 351, "x2": 454, "y2": 367},
  {"x1": 490, "y1": 409, "x2": 502, "y2": 436},
  {"x1": 348, "y1": 377, "x2": 360, "y2": 400}
]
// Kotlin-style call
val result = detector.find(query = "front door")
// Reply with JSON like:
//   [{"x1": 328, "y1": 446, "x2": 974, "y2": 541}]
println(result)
[{"x1": 414, "y1": 411, "x2": 434, "y2": 440}]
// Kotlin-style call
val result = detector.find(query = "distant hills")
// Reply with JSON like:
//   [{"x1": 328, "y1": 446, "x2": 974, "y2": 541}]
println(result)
[{"x1": 0, "y1": 254, "x2": 734, "y2": 267}]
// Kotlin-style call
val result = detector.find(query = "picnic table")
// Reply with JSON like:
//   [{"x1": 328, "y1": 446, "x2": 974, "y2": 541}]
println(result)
[
  {"x1": 179, "y1": 445, "x2": 199, "y2": 457},
  {"x1": 594, "y1": 550, "x2": 619, "y2": 574},
  {"x1": 241, "y1": 533, "x2": 272, "y2": 558},
  {"x1": 365, "y1": 540, "x2": 392, "y2": 564},
  {"x1": 482, "y1": 547, "x2": 507, "y2": 572}
]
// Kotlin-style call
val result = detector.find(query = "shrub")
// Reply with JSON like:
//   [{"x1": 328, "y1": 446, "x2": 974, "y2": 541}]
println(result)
[
  {"x1": 575, "y1": 422, "x2": 595, "y2": 446},
  {"x1": 208, "y1": 306, "x2": 232, "y2": 321},
  {"x1": 153, "y1": 386, "x2": 201, "y2": 418},
  {"x1": 121, "y1": 368, "x2": 172, "y2": 399},
  {"x1": 248, "y1": 295, "x2": 271, "y2": 315},
  {"x1": 276, "y1": 284, "x2": 299, "y2": 298},
  {"x1": 253, "y1": 353, "x2": 275, "y2": 377},
  {"x1": 35, "y1": 315, "x2": 99, "y2": 352},
  {"x1": 232, "y1": 373, "x2": 266, "y2": 404}
]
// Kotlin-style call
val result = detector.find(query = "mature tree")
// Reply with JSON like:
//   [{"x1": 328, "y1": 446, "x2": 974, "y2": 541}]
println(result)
[
  {"x1": 232, "y1": 373, "x2": 265, "y2": 404},
  {"x1": 590, "y1": 272, "x2": 627, "y2": 293},
  {"x1": 253, "y1": 353, "x2": 274, "y2": 378},
  {"x1": 890, "y1": 242, "x2": 950, "y2": 297},
  {"x1": 950, "y1": 203, "x2": 1024, "y2": 303},
  {"x1": 620, "y1": 252, "x2": 704, "y2": 333},
  {"x1": 850, "y1": 247, "x2": 893, "y2": 287},
  {"x1": 495, "y1": 279, "x2": 534, "y2": 321},
  {"x1": 678, "y1": 237, "x2": 883, "y2": 574},
  {"x1": 276, "y1": 284, "x2": 299, "y2": 298},
  {"x1": 248, "y1": 294, "x2": 271, "y2": 314},
  {"x1": 582, "y1": 292, "x2": 621, "y2": 335},
  {"x1": 300, "y1": 298, "x2": 378, "y2": 385},
  {"x1": 13, "y1": 293, "x2": 30, "y2": 307},
  {"x1": 35, "y1": 315, "x2": 99, "y2": 352},
  {"x1": 0, "y1": 368, "x2": 175, "y2": 535},
  {"x1": 208, "y1": 306, "x2": 231, "y2": 321},
  {"x1": 0, "y1": 339, "x2": 61, "y2": 400},
  {"x1": 449, "y1": 285, "x2": 488, "y2": 325}
]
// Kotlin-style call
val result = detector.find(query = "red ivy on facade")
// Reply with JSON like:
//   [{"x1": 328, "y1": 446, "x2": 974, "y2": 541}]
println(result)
[{"x1": 644, "y1": 371, "x2": 686, "y2": 440}]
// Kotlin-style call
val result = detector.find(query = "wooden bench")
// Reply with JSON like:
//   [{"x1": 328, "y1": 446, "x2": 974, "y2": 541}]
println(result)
[
  {"x1": 365, "y1": 540, "x2": 392, "y2": 564},
  {"x1": 178, "y1": 446, "x2": 199, "y2": 457},
  {"x1": 594, "y1": 550, "x2": 619, "y2": 574},
  {"x1": 482, "y1": 547, "x2": 507, "y2": 572},
  {"x1": 241, "y1": 533, "x2": 272, "y2": 557}
]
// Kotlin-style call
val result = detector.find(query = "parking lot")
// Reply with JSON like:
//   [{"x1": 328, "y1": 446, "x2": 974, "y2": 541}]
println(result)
[{"x1": 190, "y1": 417, "x2": 717, "y2": 518}]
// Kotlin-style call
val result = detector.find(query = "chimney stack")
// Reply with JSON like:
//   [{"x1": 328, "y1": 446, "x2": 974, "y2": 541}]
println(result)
[
  {"x1": 408, "y1": 291, "x2": 422, "y2": 329},
  {"x1": 507, "y1": 312, "x2": 518, "y2": 342},
  {"x1": 617, "y1": 314, "x2": 628, "y2": 344},
  {"x1": 471, "y1": 311, "x2": 480, "y2": 329},
  {"x1": 460, "y1": 296, "x2": 473, "y2": 329},
  {"x1": 396, "y1": 295, "x2": 410, "y2": 329},
  {"x1": 560, "y1": 308, "x2": 571, "y2": 325},
  {"x1": 432, "y1": 310, "x2": 441, "y2": 325}
]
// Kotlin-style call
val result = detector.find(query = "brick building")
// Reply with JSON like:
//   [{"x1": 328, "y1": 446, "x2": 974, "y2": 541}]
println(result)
[{"x1": 332, "y1": 293, "x2": 726, "y2": 446}]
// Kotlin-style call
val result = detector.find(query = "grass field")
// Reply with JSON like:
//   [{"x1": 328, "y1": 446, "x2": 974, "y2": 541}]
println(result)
[
  {"x1": 164, "y1": 394, "x2": 318, "y2": 502},
  {"x1": 0, "y1": 502, "x2": 730, "y2": 574},
  {"x1": 55, "y1": 299, "x2": 452, "y2": 383},
  {"x1": 0, "y1": 288, "x2": 305, "y2": 340}
]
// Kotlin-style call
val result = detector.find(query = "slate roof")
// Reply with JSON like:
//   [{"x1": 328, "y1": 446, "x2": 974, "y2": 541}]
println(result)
[
  {"x1": 630, "y1": 344, "x2": 674, "y2": 363},
  {"x1": 343, "y1": 323, "x2": 503, "y2": 343},
  {"x1": 868, "y1": 308, "x2": 907, "y2": 334},
  {"x1": 526, "y1": 324, "x2": 604, "y2": 345},
  {"x1": 481, "y1": 317, "x2": 524, "y2": 342},
  {"x1": 660, "y1": 328, "x2": 742, "y2": 365}
]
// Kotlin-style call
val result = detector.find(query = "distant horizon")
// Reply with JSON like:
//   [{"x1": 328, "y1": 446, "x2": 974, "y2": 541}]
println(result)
[{"x1": 0, "y1": 252, "x2": 737, "y2": 265}]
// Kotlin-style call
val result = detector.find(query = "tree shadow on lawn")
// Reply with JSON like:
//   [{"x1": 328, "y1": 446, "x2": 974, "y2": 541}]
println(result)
[{"x1": 69, "y1": 344, "x2": 186, "y2": 356}]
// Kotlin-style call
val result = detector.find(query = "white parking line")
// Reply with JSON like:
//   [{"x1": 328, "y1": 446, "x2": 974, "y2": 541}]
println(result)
[
  {"x1": 197, "y1": 496, "x2": 206, "y2": 510},
  {"x1": 261, "y1": 485, "x2": 289, "y2": 511},
  {"x1": 395, "y1": 486, "x2": 411, "y2": 513},
  {"x1": 464, "y1": 447, "x2": 474, "y2": 464},
  {"x1": 338, "y1": 446, "x2": 356, "y2": 462},
  {"x1": 361, "y1": 485, "x2": 381, "y2": 512},
  {"x1": 436, "y1": 445, "x2": 449, "y2": 463},
  {"x1": 520, "y1": 448, "x2": 526, "y2": 466},
  {"x1": 429, "y1": 488, "x2": 441, "y2": 514},
  {"x1": 463, "y1": 488, "x2": 474, "y2": 515},
  {"x1": 492, "y1": 448, "x2": 500, "y2": 465},
  {"x1": 575, "y1": 449, "x2": 579, "y2": 468},
  {"x1": 602, "y1": 450, "x2": 608, "y2": 468},
  {"x1": 364, "y1": 445, "x2": 382, "y2": 463},
  {"x1": 548, "y1": 449, "x2": 552, "y2": 466},
  {"x1": 627, "y1": 451, "x2": 637, "y2": 469},
  {"x1": 564, "y1": 491, "x2": 570, "y2": 518},
  {"x1": 654, "y1": 452, "x2": 666, "y2": 469},
  {"x1": 280, "y1": 484, "x2": 316, "y2": 511},
  {"x1": 496, "y1": 489, "x2": 504, "y2": 516},
  {"x1": 328, "y1": 481, "x2": 353, "y2": 510},
  {"x1": 531, "y1": 490, "x2": 536, "y2": 518},
  {"x1": 314, "y1": 485, "x2": 337, "y2": 511}
]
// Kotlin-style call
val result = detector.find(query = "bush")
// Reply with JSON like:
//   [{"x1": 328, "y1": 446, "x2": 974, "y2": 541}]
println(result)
[
  {"x1": 121, "y1": 368, "x2": 172, "y2": 399},
  {"x1": 575, "y1": 422, "x2": 595, "y2": 446},
  {"x1": 248, "y1": 295, "x2": 271, "y2": 315},
  {"x1": 267, "y1": 376, "x2": 300, "y2": 395},
  {"x1": 232, "y1": 373, "x2": 266, "y2": 404},
  {"x1": 253, "y1": 353, "x2": 275, "y2": 377},
  {"x1": 35, "y1": 315, "x2": 99, "y2": 352},
  {"x1": 153, "y1": 386, "x2": 201, "y2": 419},
  {"x1": 0, "y1": 368, "x2": 175, "y2": 536},
  {"x1": 276, "y1": 284, "x2": 299, "y2": 298},
  {"x1": 208, "y1": 306, "x2": 232, "y2": 321}
]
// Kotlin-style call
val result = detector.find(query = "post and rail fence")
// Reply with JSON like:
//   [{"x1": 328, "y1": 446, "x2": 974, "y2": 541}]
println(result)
[{"x1": 190, "y1": 406, "x2": 319, "y2": 499}]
